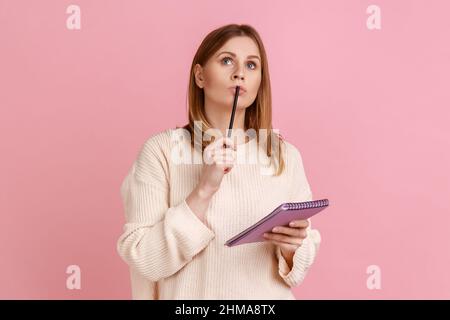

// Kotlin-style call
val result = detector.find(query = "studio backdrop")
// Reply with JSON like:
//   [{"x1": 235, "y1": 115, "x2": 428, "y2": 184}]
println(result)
[{"x1": 0, "y1": 0, "x2": 449, "y2": 299}]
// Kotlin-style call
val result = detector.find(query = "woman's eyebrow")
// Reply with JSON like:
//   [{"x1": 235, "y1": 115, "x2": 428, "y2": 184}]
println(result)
[{"x1": 217, "y1": 51, "x2": 260, "y2": 61}]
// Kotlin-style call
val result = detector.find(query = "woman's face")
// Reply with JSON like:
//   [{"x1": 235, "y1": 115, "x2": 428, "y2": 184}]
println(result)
[{"x1": 195, "y1": 36, "x2": 262, "y2": 112}]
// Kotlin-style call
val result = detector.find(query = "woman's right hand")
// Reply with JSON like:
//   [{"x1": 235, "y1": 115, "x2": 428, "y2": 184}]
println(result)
[{"x1": 197, "y1": 136, "x2": 237, "y2": 197}]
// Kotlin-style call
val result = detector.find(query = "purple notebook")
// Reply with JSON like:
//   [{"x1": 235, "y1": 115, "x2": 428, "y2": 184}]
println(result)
[{"x1": 225, "y1": 199, "x2": 329, "y2": 247}]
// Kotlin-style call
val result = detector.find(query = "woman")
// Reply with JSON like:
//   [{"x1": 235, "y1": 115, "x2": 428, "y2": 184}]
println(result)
[{"x1": 117, "y1": 24, "x2": 321, "y2": 299}]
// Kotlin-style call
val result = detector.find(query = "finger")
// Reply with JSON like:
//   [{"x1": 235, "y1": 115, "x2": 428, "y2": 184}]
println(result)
[
  {"x1": 217, "y1": 137, "x2": 236, "y2": 151},
  {"x1": 214, "y1": 148, "x2": 236, "y2": 160},
  {"x1": 264, "y1": 239, "x2": 299, "y2": 251},
  {"x1": 272, "y1": 226, "x2": 307, "y2": 239},
  {"x1": 213, "y1": 154, "x2": 235, "y2": 168},
  {"x1": 217, "y1": 161, "x2": 234, "y2": 171},
  {"x1": 208, "y1": 136, "x2": 234, "y2": 149},
  {"x1": 206, "y1": 147, "x2": 235, "y2": 164},
  {"x1": 203, "y1": 148, "x2": 216, "y2": 165},
  {"x1": 217, "y1": 149, "x2": 236, "y2": 162},
  {"x1": 289, "y1": 220, "x2": 309, "y2": 228},
  {"x1": 204, "y1": 137, "x2": 221, "y2": 154},
  {"x1": 263, "y1": 232, "x2": 303, "y2": 246}
]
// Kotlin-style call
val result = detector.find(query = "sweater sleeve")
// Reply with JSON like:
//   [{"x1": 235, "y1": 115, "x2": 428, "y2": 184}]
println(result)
[
  {"x1": 276, "y1": 143, "x2": 322, "y2": 287},
  {"x1": 116, "y1": 136, "x2": 216, "y2": 283}
]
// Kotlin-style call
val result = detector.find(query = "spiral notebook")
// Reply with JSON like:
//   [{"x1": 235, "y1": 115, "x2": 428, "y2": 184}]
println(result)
[{"x1": 225, "y1": 199, "x2": 329, "y2": 247}]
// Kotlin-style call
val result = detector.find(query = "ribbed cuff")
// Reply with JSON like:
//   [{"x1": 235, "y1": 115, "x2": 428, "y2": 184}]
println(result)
[{"x1": 276, "y1": 229, "x2": 321, "y2": 287}]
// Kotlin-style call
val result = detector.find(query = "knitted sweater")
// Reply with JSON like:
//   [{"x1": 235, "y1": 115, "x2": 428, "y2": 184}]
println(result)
[{"x1": 116, "y1": 128, "x2": 321, "y2": 299}]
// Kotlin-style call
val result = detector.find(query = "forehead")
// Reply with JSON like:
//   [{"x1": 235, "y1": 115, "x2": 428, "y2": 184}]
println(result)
[{"x1": 218, "y1": 36, "x2": 260, "y2": 56}]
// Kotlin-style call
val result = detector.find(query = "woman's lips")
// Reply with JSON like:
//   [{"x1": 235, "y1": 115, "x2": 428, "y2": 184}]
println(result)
[{"x1": 229, "y1": 87, "x2": 246, "y2": 96}]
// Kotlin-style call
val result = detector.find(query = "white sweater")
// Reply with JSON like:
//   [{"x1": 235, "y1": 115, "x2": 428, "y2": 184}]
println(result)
[{"x1": 117, "y1": 128, "x2": 321, "y2": 299}]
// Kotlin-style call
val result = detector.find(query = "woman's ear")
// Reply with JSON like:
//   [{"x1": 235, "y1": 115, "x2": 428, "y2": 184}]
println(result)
[{"x1": 194, "y1": 63, "x2": 204, "y2": 89}]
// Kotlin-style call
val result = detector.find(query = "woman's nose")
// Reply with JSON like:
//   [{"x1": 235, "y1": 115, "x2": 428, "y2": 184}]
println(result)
[{"x1": 232, "y1": 63, "x2": 245, "y2": 80}]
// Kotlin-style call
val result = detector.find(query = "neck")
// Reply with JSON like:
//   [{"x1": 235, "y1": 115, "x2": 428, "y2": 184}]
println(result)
[{"x1": 204, "y1": 100, "x2": 247, "y2": 140}]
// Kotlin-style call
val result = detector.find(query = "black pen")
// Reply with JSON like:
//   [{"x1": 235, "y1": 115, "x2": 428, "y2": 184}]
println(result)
[{"x1": 225, "y1": 86, "x2": 240, "y2": 147}]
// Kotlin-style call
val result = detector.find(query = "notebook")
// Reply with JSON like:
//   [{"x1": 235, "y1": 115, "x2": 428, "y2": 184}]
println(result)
[{"x1": 225, "y1": 199, "x2": 329, "y2": 247}]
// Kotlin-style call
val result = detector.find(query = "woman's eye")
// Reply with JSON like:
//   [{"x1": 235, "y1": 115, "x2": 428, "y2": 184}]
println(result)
[
  {"x1": 222, "y1": 57, "x2": 232, "y2": 65},
  {"x1": 222, "y1": 57, "x2": 257, "y2": 70},
  {"x1": 248, "y1": 61, "x2": 257, "y2": 70}
]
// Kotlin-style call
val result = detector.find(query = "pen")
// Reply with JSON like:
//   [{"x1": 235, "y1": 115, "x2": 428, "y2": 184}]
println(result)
[{"x1": 225, "y1": 85, "x2": 240, "y2": 145}]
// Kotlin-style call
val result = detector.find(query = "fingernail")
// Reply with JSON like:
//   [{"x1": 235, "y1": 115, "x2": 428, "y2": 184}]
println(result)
[
  {"x1": 289, "y1": 222, "x2": 295, "y2": 227},
  {"x1": 272, "y1": 227, "x2": 278, "y2": 232},
  {"x1": 263, "y1": 233, "x2": 268, "y2": 237}
]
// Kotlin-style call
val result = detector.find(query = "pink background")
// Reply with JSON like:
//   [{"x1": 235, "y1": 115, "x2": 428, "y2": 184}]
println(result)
[{"x1": 1, "y1": 0, "x2": 449, "y2": 299}]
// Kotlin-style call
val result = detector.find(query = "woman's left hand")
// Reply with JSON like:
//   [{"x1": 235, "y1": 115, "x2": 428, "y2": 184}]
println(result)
[{"x1": 263, "y1": 219, "x2": 309, "y2": 268}]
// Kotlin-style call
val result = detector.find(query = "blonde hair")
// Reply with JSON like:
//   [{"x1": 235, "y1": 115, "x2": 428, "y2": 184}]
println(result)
[{"x1": 176, "y1": 23, "x2": 286, "y2": 176}]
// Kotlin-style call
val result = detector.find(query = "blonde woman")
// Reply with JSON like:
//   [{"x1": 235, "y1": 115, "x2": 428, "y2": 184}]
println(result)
[{"x1": 117, "y1": 24, "x2": 321, "y2": 300}]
